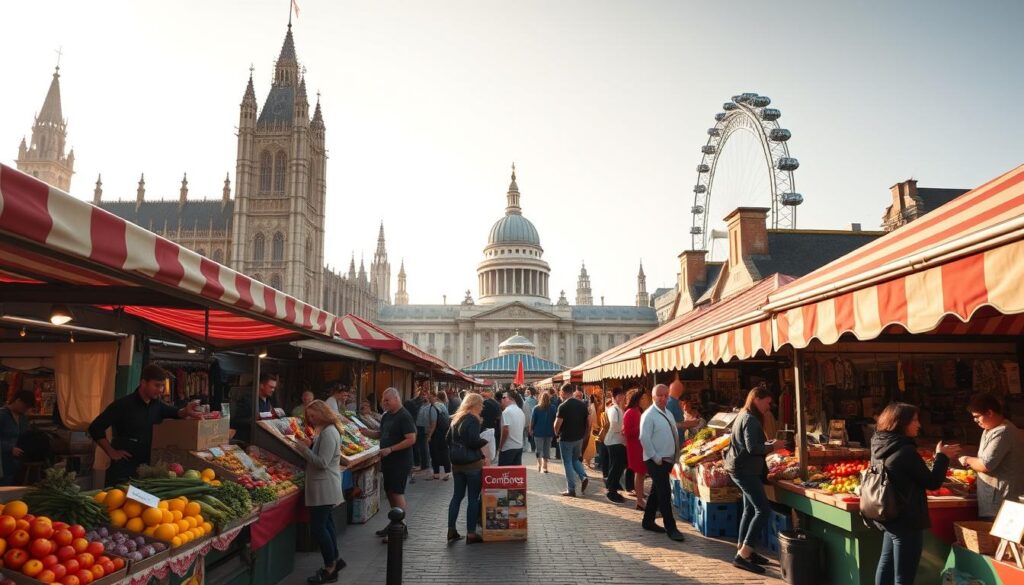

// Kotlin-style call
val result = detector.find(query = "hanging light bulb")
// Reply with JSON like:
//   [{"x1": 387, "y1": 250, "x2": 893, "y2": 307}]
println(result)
[
  {"x1": 49, "y1": 304, "x2": 74, "y2": 325},
  {"x1": 69, "y1": 331, "x2": 76, "y2": 344},
  {"x1": 186, "y1": 346, "x2": 198, "y2": 354},
  {"x1": 257, "y1": 346, "x2": 268, "y2": 359},
  {"x1": 19, "y1": 327, "x2": 26, "y2": 338}
]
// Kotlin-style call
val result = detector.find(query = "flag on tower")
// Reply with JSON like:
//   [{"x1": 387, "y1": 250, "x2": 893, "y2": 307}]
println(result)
[
  {"x1": 513, "y1": 357, "x2": 525, "y2": 386},
  {"x1": 291, "y1": 0, "x2": 300, "y2": 18}
]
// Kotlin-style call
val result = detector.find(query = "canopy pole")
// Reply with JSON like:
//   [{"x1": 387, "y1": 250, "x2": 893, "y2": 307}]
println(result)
[
  {"x1": 251, "y1": 351, "x2": 261, "y2": 444},
  {"x1": 792, "y1": 347, "x2": 808, "y2": 480},
  {"x1": 371, "y1": 362, "x2": 378, "y2": 406}
]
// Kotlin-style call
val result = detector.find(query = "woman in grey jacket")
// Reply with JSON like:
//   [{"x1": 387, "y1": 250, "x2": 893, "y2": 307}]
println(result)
[
  {"x1": 724, "y1": 387, "x2": 782, "y2": 574},
  {"x1": 298, "y1": 401, "x2": 346, "y2": 584}
]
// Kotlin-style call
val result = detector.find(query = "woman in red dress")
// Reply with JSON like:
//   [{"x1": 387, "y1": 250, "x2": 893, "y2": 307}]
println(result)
[{"x1": 622, "y1": 388, "x2": 647, "y2": 510}]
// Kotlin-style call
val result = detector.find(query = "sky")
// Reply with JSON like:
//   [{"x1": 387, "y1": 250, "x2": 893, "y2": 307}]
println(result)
[{"x1": 3, "y1": 1, "x2": 1024, "y2": 306}]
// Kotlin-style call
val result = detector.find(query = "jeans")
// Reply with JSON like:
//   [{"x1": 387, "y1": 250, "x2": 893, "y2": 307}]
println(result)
[
  {"x1": 643, "y1": 459, "x2": 678, "y2": 534},
  {"x1": 876, "y1": 529, "x2": 923, "y2": 585},
  {"x1": 415, "y1": 426, "x2": 431, "y2": 470},
  {"x1": 731, "y1": 473, "x2": 770, "y2": 548},
  {"x1": 308, "y1": 505, "x2": 339, "y2": 567},
  {"x1": 596, "y1": 441, "x2": 608, "y2": 478},
  {"x1": 625, "y1": 469, "x2": 635, "y2": 492},
  {"x1": 605, "y1": 444, "x2": 627, "y2": 493},
  {"x1": 558, "y1": 439, "x2": 587, "y2": 493},
  {"x1": 552, "y1": 436, "x2": 560, "y2": 459},
  {"x1": 525, "y1": 430, "x2": 535, "y2": 452},
  {"x1": 448, "y1": 468, "x2": 482, "y2": 534},
  {"x1": 534, "y1": 436, "x2": 552, "y2": 459},
  {"x1": 498, "y1": 448, "x2": 523, "y2": 466}
]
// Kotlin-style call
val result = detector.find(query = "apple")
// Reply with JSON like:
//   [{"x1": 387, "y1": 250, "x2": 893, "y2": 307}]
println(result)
[
  {"x1": 57, "y1": 545, "x2": 76, "y2": 561},
  {"x1": 71, "y1": 538, "x2": 88, "y2": 554},
  {"x1": 9, "y1": 529, "x2": 31, "y2": 549},
  {"x1": 68, "y1": 526, "x2": 85, "y2": 540},
  {"x1": 5, "y1": 548, "x2": 30, "y2": 570},
  {"x1": 0, "y1": 516, "x2": 16, "y2": 537},
  {"x1": 54, "y1": 529, "x2": 73, "y2": 547},
  {"x1": 30, "y1": 538, "x2": 53, "y2": 559},
  {"x1": 64, "y1": 559, "x2": 80, "y2": 575},
  {"x1": 85, "y1": 542, "x2": 103, "y2": 557}
]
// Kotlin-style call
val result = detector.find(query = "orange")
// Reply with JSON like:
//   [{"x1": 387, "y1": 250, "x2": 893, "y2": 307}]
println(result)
[
  {"x1": 157, "y1": 501, "x2": 169, "y2": 511},
  {"x1": 92, "y1": 492, "x2": 107, "y2": 505},
  {"x1": 104, "y1": 490, "x2": 126, "y2": 511},
  {"x1": 141, "y1": 508, "x2": 163, "y2": 527},
  {"x1": 168, "y1": 499, "x2": 185, "y2": 513},
  {"x1": 154, "y1": 524, "x2": 177, "y2": 541},
  {"x1": 125, "y1": 517, "x2": 145, "y2": 533},
  {"x1": 143, "y1": 526, "x2": 157, "y2": 537},
  {"x1": 160, "y1": 510, "x2": 174, "y2": 524},
  {"x1": 122, "y1": 501, "x2": 143, "y2": 519},
  {"x1": 201, "y1": 522, "x2": 213, "y2": 533},
  {"x1": 200, "y1": 469, "x2": 216, "y2": 481},
  {"x1": 171, "y1": 536, "x2": 182, "y2": 548},
  {"x1": 109, "y1": 509, "x2": 127, "y2": 528},
  {"x1": 184, "y1": 502, "x2": 201, "y2": 517},
  {"x1": 4, "y1": 501, "x2": 28, "y2": 520},
  {"x1": 185, "y1": 517, "x2": 197, "y2": 530},
  {"x1": 176, "y1": 520, "x2": 190, "y2": 534},
  {"x1": 171, "y1": 511, "x2": 183, "y2": 522}
]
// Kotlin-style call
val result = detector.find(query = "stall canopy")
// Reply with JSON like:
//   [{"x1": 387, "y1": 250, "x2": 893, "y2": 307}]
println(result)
[
  {"x1": 0, "y1": 164, "x2": 334, "y2": 347},
  {"x1": 643, "y1": 274, "x2": 792, "y2": 373},
  {"x1": 768, "y1": 163, "x2": 1024, "y2": 349}
]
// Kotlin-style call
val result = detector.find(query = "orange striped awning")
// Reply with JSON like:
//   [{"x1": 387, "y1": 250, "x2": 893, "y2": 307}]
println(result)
[{"x1": 770, "y1": 163, "x2": 1024, "y2": 348}]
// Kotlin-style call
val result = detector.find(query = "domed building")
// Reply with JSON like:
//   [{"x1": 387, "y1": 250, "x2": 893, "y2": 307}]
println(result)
[
  {"x1": 377, "y1": 165, "x2": 659, "y2": 370},
  {"x1": 461, "y1": 331, "x2": 566, "y2": 385}
]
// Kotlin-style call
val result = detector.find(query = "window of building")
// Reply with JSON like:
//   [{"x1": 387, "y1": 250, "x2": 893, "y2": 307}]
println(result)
[
  {"x1": 306, "y1": 237, "x2": 312, "y2": 261},
  {"x1": 429, "y1": 333, "x2": 435, "y2": 345},
  {"x1": 608, "y1": 334, "x2": 615, "y2": 346},
  {"x1": 413, "y1": 333, "x2": 420, "y2": 345},
  {"x1": 212, "y1": 249, "x2": 224, "y2": 263},
  {"x1": 444, "y1": 333, "x2": 451, "y2": 346},
  {"x1": 305, "y1": 279, "x2": 311, "y2": 300},
  {"x1": 272, "y1": 232, "x2": 284, "y2": 262},
  {"x1": 259, "y1": 151, "x2": 272, "y2": 193},
  {"x1": 196, "y1": 248, "x2": 206, "y2": 257},
  {"x1": 270, "y1": 274, "x2": 282, "y2": 290},
  {"x1": 253, "y1": 233, "x2": 265, "y2": 262},
  {"x1": 592, "y1": 334, "x2": 599, "y2": 345},
  {"x1": 273, "y1": 152, "x2": 286, "y2": 192},
  {"x1": 576, "y1": 334, "x2": 583, "y2": 346}
]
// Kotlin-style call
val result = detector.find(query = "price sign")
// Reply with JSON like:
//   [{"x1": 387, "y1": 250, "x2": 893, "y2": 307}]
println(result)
[
  {"x1": 235, "y1": 450, "x2": 258, "y2": 471},
  {"x1": 209, "y1": 447, "x2": 225, "y2": 458},
  {"x1": 992, "y1": 500, "x2": 1024, "y2": 543},
  {"x1": 126, "y1": 485, "x2": 161, "y2": 508}
]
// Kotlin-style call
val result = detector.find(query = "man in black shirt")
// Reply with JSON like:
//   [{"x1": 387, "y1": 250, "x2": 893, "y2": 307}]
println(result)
[
  {"x1": 89, "y1": 364, "x2": 201, "y2": 485},
  {"x1": 360, "y1": 387, "x2": 416, "y2": 540},
  {"x1": 231, "y1": 372, "x2": 279, "y2": 443},
  {"x1": 553, "y1": 385, "x2": 593, "y2": 497},
  {"x1": 480, "y1": 389, "x2": 502, "y2": 432}
]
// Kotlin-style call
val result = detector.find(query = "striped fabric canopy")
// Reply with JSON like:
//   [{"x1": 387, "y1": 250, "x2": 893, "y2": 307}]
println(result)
[
  {"x1": 0, "y1": 164, "x2": 333, "y2": 345},
  {"x1": 462, "y1": 353, "x2": 565, "y2": 375},
  {"x1": 333, "y1": 313, "x2": 462, "y2": 376},
  {"x1": 769, "y1": 163, "x2": 1024, "y2": 348}
]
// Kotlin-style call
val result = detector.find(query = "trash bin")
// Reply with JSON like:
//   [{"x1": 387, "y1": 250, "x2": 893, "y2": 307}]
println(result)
[{"x1": 779, "y1": 529, "x2": 822, "y2": 585}]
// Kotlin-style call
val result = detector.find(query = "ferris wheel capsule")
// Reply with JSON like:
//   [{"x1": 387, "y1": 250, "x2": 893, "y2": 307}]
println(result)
[
  {"x1": 777, "y1": 157, "x2": 800, "y2": 171},
  {"x1": 693, "y1": 185, "x2": 706, "y2": 194},
  {"x1": 761, "y1": 108, "x2": 781, "y2": 121},
  {"x1": 738, "y1": 92, "x2": 758, "y2": 103},
  {"x1": 723, "y1": 102, "x2": 738, "y2": 111},
  {"x1": 781, "y1": 193, "x2": 804, "y2": 206},
  {"x1": 701, "y1": 145, "x2": 717, "y2": 155},
  {"x1": 707, "y1": 128, "x2": 721, "y2": 137},
  {"x1": 697, "y1": 164, "x2": 710, "y2": 173},
  {"x1": 690, "y1": 226, "x2": 704, "y2": 235},
  {"x1": 751, "y1": 96, "x2": 771, "y2": 107},
  {"x1": 769, "y1": 129, "x2": 792, "y2": 142},
  {"x1": 691, "y1": 205, "x2": 705, "y2": 214},
  {"x1": 715, "y1": 112, "x2": 727, "y2": 122}
]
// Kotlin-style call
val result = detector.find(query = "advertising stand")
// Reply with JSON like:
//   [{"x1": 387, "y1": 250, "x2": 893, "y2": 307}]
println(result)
[{"x1": 481, "y1": 466, "x2": 528, "y2": 542}]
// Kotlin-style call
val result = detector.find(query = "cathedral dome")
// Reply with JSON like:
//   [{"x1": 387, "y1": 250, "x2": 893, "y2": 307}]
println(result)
[
  {"x1": 488, "y1": 214, "x2": 540, "y2": 246},
  {"x1": 498, "y1": 332, "x2": 536, "y2": 356}
]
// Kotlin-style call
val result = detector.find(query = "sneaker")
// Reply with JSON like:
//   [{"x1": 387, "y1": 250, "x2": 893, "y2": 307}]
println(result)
[
  {"x1": 606, "y1": 492, "x2": 626, "y2": 503},
  {"x1": 666, "y1": 531, "x2": 686, "y2": 542},
  {"x1": 560, "y1": 490, "x2": 577, "y2": 497},
  {"x1": 642, "y1": 522, "x2": 666, "y2": 533},
  {"x1": 733, "y1": 555, "x2": 766, "y2": 575},
  {"x1": 442, "y1": 474, "x2": 451, "y2": 481},
  {"x1": 306, "y1": 569, "x2": 337, "y2": 584},
  {"x1": 446, "y1": 528, "x2": 462, "y2": 542},
  {"x1": 580, "y1": 477, "x2": 590, "y2": 494},
  {"x1": 750, "y1": 552, "x2": 771, "y2": 565},
  {"x1": 466, "y1": 533, "x2": 483, "y2": 544}
]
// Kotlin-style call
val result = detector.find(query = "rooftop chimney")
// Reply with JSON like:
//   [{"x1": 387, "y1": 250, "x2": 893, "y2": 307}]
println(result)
[
  {"x1": 851, "y1": 223, "x2": 862, "y2": 232},
  {"x1": 724, "y1": 207, "x2": 769, "y2": 268}
]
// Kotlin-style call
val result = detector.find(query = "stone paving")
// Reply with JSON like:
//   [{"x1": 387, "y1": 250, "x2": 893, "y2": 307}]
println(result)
[{"x1": 281, "y1": 454, "x2": 784, "y2": 585}]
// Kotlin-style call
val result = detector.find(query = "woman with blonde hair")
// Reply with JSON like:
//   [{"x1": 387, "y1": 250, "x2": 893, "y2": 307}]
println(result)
[
  {"x1": 296, "y1": 400, "x2": 345, "y2": 583},
  {"x1": 446, "y1": 393, "x2": 489, "y2": 544}
]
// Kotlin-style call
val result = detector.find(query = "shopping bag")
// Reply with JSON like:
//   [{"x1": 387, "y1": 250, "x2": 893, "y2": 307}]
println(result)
[{"x1": 480, "y1": 428, "x2": 496, "y2": 464}]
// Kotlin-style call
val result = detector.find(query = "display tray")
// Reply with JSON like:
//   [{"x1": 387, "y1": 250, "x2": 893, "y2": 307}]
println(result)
[
  {"x1": 255, "y1": 418, "x2": 380, "y2": 468},
  {"x1": 217, "y1": 509, "x2": 260, "y2": 534},
  {"x1": 5, "y1": 566, "x2": 127, "y2": 585},
  {"x1": 101, "y1": 529, "x2": 172, "y2": 575},
  {"x1": 773, "y1": 479, "x2": 977, "y2": 511}
]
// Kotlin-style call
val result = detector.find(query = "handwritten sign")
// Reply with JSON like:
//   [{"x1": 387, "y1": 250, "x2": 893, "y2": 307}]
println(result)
[
  {"x1": 991, "y1": 500, "x2": 1024, "y2": 543},
  {"x1": 126, "y1": 485, "x2": 161, "y2": 508}
]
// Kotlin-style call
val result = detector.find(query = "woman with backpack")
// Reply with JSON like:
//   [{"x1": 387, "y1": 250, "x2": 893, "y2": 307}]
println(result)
[
  {"x1": 428, "y1": 391, "x2": 452, "y2": 481},
  {"x1": 869, "y1": 402, "x2": 960, "y2": 585},
  {"x1": 446, "y1": 393, "x2": 489, "y2": 544}
]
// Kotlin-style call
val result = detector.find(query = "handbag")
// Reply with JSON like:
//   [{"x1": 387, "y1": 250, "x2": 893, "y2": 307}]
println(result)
[
  {"x1": 447, "y1": 421, "x2": 480, "y2": 465},
  {"x1": 859, "y1": 457, "x2": 901, "y2": 523}
]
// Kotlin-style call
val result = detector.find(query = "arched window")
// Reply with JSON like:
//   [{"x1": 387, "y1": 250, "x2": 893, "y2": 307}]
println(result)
[
  {"x1": 270, "y1": 274, "x2": 283, "y2": 291},
  {"x1": 259, "y1": 151, "x2": 272, "y2": 193},
  {"x1": 272, "y1": 232, "x2": 285, "y2": 262},
  {"x1": 253, "y1": 233, "x2": 265, "y2": 262},
  {"x1": 273, "y1": 152, "x2": 286, "y2": 192},
  {"x1": 212, "y1": 249, "x2": 224, "y2": 263},
  {"x1": 305, "y1": 279, "x2": 311, "y2": 300},
  {"x1": 305, "y1": 237, "x2": 312, "y2": 261}
]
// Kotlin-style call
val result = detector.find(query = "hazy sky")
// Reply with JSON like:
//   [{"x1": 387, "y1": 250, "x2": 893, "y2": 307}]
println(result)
[{"x1": 4, "y1": 1, "x2": 1023, "y2": 306}]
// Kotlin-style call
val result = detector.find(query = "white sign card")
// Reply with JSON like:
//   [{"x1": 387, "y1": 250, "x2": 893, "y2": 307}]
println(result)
[
  {"x1": 991, "y1": 500, "x2": 1024, "y2": 543},
  {"x1": 126, "y1": 485, "x2": 161, "y2": 508}
]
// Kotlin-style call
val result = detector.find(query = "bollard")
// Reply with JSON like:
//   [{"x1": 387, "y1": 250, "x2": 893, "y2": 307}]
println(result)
[{"x1": 386, "y1": 507, "x2": 405, "y2": 585}]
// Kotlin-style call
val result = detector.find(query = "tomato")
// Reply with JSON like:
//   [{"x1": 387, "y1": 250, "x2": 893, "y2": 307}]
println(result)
[
  {"x1": 99, "y1": 560, "x2": 114, "y2": 575},
  {"x1": 15, "y1": 520, "x2": 30, "y2": 532},
  {"x1": 23, "y1": 515, "x2": 35, "y2": 523},
  {"x1": 0, "y1": 538, "x2": 7, "y2": 556},
  {"x1": 68, "y1": 526, "x2": 85, "y2": 540},
  {"x1": 71, "y1": 539, "x2": 88, "y2": 554},
  {"x1": 61, "y1": 574, "x2": 80, "y2": 585},
  {"x1": 110, "y1": 557, "x2": 124, "y2": 571},
  {"x1": 90, "y1": 564, "x2": 104, "y2": 579},
  {"x1": 51, "y1": 523, "x2": 68, "y2": 532},
  {"x1": 30, "y1": 538, "x2": 53, "y2": 559},
  {"x1": 57, "y1": 546, "x2": 76, "y2": 561},
  {"x1": 85, "y1": 542, "x2": 103, "y2": 557},
  {"x1": 76, "y1": 553, "x2": 94, "y2": 569},
  {"x1": 53, "y1": 530, "x2": 73, "y2": 547},
  {"x1": 52, "y1": 563, "x2": 67, "y2": 580},
  {"x1": 4, "y1": 548, "x2": 29, "y2": 570},
  {"x1": 76, "y1": 569, "x2": 93, "y2": 585},
  {"x1": 64, "y1": 559, "x2": 80, "y2": 574},
  {"x1": 9, "y1": 529, "x2": 31, "y2": 549},
  {"x1": 42, "y1": 554, "x2": 59, "y2": 568},
  {"x1": 37, "y1": 570, "x2": 57, "y2": 584},
  {"x1": 0, "y1": 516, "x2": 16, "y2": 538},
  {"x1": 23, "y1": 559, "x2": 45, "y2": 577}
]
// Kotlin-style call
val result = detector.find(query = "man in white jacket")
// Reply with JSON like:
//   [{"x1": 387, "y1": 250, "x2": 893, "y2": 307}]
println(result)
[{"x1": 639, "y1": 384, "x2": 685, "y2": 541}]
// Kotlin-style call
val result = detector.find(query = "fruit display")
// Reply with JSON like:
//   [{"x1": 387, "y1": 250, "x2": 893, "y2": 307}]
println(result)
[
  {"x1": 97, "y1": 489, "x2": 211, "y2": 549},
  {"x1": 682, "y1": 434, "x2": 730, "y2": 466},
  {"x1": 287, "y1": 418, "x2": 315, "y2": 440},
  {"x1": 695, "y1": 461, "x2": 733, "y2": 488},
  {"x1": 82, "y1": 528, "x2": 167, "y2": 562},
  {"x1": 946, "y1": 468, "x2": 977, "y2": 494},
  {"x1": 245, "y1": 447, "x2": 303, "y2": 497},
  {"x1": 0, "y1": 500, "x2": 126, "y2": 585},
  {"x1": 22, "y1": 469, "x2": 109, "y2": 529},
  {"x1": 823, "y1": 460, "x2": 869, "y2": 479}
]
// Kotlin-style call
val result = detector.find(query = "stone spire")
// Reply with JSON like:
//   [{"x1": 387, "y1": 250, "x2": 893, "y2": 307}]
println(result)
[
  {"x1": 505, "y1": 162, "x2": 521, "y2": 215},
  {"x1": 311, "y1": 95, "x2": 324, "y2": 129},
  {"x1": 222, "y1": 173, "x2": 231, "y2": 203},
  {"x1": 358, "y1": 256, "x2": 368, "y2": 284},
  {"x1": 274, "y1": 24, "x2": 299, "y2": 87},
  {"x1": 135, "y1": 173, "x2": 146, "y2": 210},
  {"x1": 557, "y1": 290, "x2": 569, "y2": 306},
  {"x1": 179, "y1": 173, "x2": 189, "y2": 207},
  {"x1": 93, "y1": 174, "x2": 102, "y2": 205},
  {"x1": 348, "y1": 254, "x2": 357, "y2": 279},
  {"x1": 575, "y1": 262, "x2": 593, "y2": 306},
  {"x1": 394, "y1": 259, "x2": 409, "y2": 305},
  {"x1": 38, "y1": 66, "x2": 65, "y2": 127},
  {"x1": 371, "y1": 221, "x2": 391, "y2": 305},
  {"x1": 16, "y1": 65, "x2": 74, "y2": 192},
  {"x1": 635, "y1": 260, "x2": 650, "y2": 307}
]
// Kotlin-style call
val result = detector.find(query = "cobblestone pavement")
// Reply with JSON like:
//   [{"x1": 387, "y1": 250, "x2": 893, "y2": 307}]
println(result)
[{"x1": 282, "y1": 454, "x2": 784, "y2": 585}]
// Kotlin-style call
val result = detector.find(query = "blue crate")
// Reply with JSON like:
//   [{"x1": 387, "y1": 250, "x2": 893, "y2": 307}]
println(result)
[
  {"x1": 689, "y1": 493, "x2": 698, "y2": 527},
  {"x1": 677, "y1": 490, "x2": 693, "y2": 523},
  {"x1": 341, "y1": 469, "x2": 354, "y2": 491},
  {"x1": 768, "y1": 508, "x2": 794, "y2": 534},
  {"x1": 671, "y1": 479, "x2": 684, "y2": 511},
  {"x1": 763, "y1": 527, "x2": 781, "y2": 556},
  {"x1": 694, "y1": 499, "x2": 740, "y2": 538}
]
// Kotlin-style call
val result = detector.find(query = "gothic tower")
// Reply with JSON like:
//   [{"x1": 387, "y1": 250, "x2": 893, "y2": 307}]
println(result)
[
  {"x1": 370, "y1": 222, "x2": 391, "y2": 305},
  {"x1": 394, "y1": 260, "x2": 409, "y2": 305},
  {"x1": 17, "y1": 66, "x2": 74, "y2": 192},
  {"x1": 635, "y1": 261, "x2": 650, "y2": 307},
  {"x1": 230, "y1": 23, "x2": 327, "y2": 302},
  {"x1": 575, "y1": 262, "x2": 594, "y2": 306}
]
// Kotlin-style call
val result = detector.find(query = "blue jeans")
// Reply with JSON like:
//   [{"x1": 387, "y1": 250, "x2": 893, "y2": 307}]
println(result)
[
  {"x1": 558, "y1": 439, "x2": 587, "y2": 493},
  {"x1": 308, "y1": 505, "x2": 338, "y2": 567},
  {"x1": 876, "y1": 529, "x2": 923, "y2": 585},
  {"x1": 448, "y1": 468, "x2": 482, "y2": 534},
  {"x1": 415, "y1": 427, "x2": 431, "y2": 470},
  {"x1": 731, "y1": 473, "x2": 770, "y2": 548}
]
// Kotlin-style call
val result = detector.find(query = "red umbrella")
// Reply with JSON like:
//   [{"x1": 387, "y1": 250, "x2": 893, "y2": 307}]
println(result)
[{"x1": 513, "y1": 356, "x2": 525, "y2": 386}]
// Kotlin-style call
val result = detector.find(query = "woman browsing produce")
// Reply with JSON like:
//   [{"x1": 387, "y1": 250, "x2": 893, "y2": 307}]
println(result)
[{"x1": 295, "y1": 400, "x2": 346, "y2": 584}]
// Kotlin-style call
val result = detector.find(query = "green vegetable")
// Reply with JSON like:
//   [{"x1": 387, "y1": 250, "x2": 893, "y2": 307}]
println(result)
[
  {"x1": 250, "y1": 486, "x2": 276, "y2": 504},
  {"x1": 23, "y1": 471, "x2": 109, "y2": 529}
]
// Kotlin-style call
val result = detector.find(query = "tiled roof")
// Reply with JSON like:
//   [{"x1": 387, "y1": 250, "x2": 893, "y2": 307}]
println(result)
[
  {"x1": 258, "y1": 85, "x2": 296, "y2": 127},
  {"x1": 917, "y1": 188, "x2": 969, "y2": 213},
  {"x1": 462, "y1": 353, "x2": 565, "y2": 374},
  {"x1": 750, "y1": 230, "x2": 882, "y2": 281},
  {"x1": 99, "y1": 199, "x2": 234, "y2": 232}
]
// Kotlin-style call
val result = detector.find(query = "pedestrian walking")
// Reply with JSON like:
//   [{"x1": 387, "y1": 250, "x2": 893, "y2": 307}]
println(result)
[
  {"x1": 414, "y1": 385, "x2": 436, "y2": 475},
  {"x1": 604, "y1": 387, "x2": 627, "y2": 503},
  {"x1": 622, "y1": 388, "x2": 647, "y2": 509},
  {"x1": 549, "y1": 387, "x2": 562, "y2": 460},
  {"x1": 446, "y1": 389, "x2": 462, "y2": 415},
  {"x1": 428, "y1": 391, "x2": 452, "y2": 481},
  {"x1": 724, "y1": 387, "x2": 784, "y2": 574},
  {"x1": 498, "y1": 390, "x2": 526, "y2": 466},
  {"x1": 639, "y1": 384, "x2": 685, "y2": 542},
  {"x1": 869, "y1": 403, "x2": 959, "y2": 585},
  {"x1": 523, "y1": 388, "x2": 537, "y2": 453},
  {"x1": 530, "y1": 391, "x2": 556, "y2": 473},
  {"x1": 446, "y1": 394, "x2": 488, "y2": 544},
  {"x1": 554, "y1": 385, "x2": 592, "y2": 497},
  {"x1": 594, "y1": 395, "x2": 610, "y2": 478},
  {"x1": 295, "y1": 401, "x2": 346, "y2": 584},
  {"x1": 359, "y1": 388, "x2": 416, "y2": 542}
]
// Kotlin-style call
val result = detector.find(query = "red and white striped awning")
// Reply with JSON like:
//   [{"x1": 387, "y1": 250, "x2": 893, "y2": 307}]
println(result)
[
  {"x1": 586, "y1": 305, "x2": 711, "y2": 381},
  {"x1": 334, "y1": 313, "x2": 448, "y2": 370},
  {"x1": 770, "y1": 163, "x2": 1024, "y2": 349},
  {"x1": 0, "y1": 164, "x2": 334, "y2": 345},
  {"x1": 643, "y1": 275, "x2": 791, "y2": 372}
]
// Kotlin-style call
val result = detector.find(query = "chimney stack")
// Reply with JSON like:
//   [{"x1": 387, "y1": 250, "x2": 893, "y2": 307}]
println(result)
[{"x1": 724, "y1": 207, "x2": 769, "y2": 268}]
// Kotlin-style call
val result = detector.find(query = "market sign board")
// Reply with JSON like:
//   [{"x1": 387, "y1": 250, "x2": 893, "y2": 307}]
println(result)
[{"x1": 481, "y1": 466, "x2": 527, "y2": 541}]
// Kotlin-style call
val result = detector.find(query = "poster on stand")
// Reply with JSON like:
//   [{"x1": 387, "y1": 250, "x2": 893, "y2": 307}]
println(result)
[{"x1": 481, "y1": 466, "x2": 527, "y2": 542}]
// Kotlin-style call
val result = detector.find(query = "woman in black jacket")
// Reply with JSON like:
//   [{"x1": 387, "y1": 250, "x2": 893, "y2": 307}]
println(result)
[
  {"x1": 870, "y1": 403, "x2": 960, "y2": 585},
  {"x1": 446, "y1": 393, "x2": 489, "y2": 544}
]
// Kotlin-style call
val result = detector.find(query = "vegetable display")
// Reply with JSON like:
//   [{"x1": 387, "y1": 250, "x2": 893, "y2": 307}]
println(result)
[{"x1": 22, "y1": 469, "x2": 109, "y2": 529}]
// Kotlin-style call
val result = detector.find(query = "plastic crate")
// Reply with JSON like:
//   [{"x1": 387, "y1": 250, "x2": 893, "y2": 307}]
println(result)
[
  {"x1": 671, "y1": 479, "x2": 684, "y2": 511},
  {"x1": 678, "y1": 490, "x2": 693, "y2": 523},
  {"x1": 762, "y1": 526, "x2": 781, "y2": 555},
  {"x1": 689, "y1": 492, "x2": 699, "y2": 527},
  {"x1": 694, "y1": 499, "x2": 739, "y2": 538}
]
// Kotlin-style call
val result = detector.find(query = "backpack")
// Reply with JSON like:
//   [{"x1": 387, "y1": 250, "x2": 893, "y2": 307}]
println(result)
[
  {"x1": 859, "y1": 457, "x2": 901, "y2": 523},
  {"x1": 433, "y1": 404, "x2": 450, "y2": 436}
]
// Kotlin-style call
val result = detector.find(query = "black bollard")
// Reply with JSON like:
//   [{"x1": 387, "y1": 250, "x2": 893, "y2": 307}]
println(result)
[{"x1": 386, "y1": 507, "x2": 405, "y2": 585}]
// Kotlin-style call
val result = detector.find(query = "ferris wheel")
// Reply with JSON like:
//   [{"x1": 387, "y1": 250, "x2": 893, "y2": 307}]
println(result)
[{"x1": 690, "y1": 92, "x2": 803, "y2": 251}]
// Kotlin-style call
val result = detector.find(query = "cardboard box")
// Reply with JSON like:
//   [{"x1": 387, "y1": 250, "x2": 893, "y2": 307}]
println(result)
[
  {"x1": 350, "y1": 493, "x2": 380, "y2": 524},
  {"x1": 151, "y1": 417, "x2": 230, "y2": 451},
  {"x1": 354, "y1": 465, "x2": 380, "y2": 495}
]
